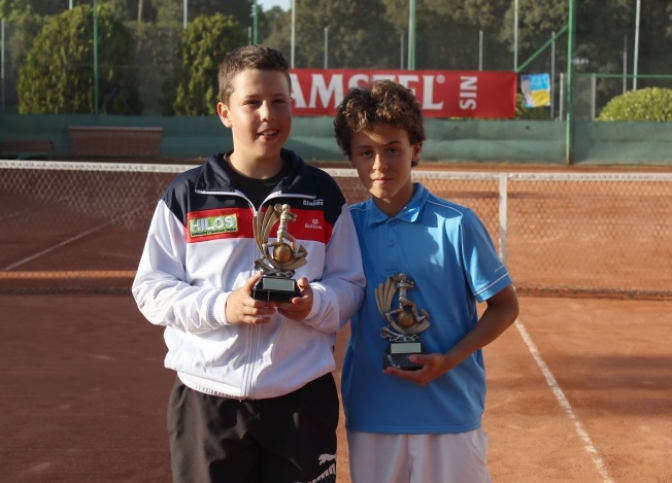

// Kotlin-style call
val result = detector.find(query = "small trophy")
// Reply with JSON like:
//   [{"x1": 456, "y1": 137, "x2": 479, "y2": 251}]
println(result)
[
  {"x1": 376, "y1": 273, "x2": 431, "y2": 371},
  {"x1": 252, "y1": 203, "x2": 308, "y2": 302}
]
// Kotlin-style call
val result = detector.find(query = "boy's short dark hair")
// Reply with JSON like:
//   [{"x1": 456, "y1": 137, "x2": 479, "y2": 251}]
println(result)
[
  {"x1": 218, "y1": 45, "x2": 291, "y2": 104},
  {"x1": 334, "y1": 80, "x2": 426, "y2": 165}
]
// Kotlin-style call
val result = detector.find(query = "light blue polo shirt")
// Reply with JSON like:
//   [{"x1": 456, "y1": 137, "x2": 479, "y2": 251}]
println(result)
[{"x1": 342, "y1": 182, "x2": 512, "y2": 434}]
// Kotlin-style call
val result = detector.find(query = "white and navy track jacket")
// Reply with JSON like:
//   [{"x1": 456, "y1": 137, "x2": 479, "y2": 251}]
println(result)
[{"x1": 132, "y1": 150, "x2": 365, "y2": 399}]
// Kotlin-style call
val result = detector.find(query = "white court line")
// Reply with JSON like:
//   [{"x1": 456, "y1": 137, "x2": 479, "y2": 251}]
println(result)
[
  {"x1": 0, "y1": 207, "x2": 31, "y2": 222},
  {"x1": 2, "y1": 204, "x2": 150, "y2": 272},
  {"x1": 515, "y1": 319, "x2": 614, "y2": 483},
  {"x1": 1, "y1": 220, "x2": 115, "y2": 271}
]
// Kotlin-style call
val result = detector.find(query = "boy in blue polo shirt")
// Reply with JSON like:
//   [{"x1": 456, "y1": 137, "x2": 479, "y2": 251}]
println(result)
[{"x1": 334, "y1": 80, "x2": 519, "y2": 483}]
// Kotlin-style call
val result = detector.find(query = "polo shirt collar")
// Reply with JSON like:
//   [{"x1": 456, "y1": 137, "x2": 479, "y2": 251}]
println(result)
[{"x1": 367, "y1": 182, "x2": 428, "y2": 225}]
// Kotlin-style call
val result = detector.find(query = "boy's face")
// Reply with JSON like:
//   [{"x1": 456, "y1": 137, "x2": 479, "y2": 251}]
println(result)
[
  {"x1": 349, "y1": 124, "x2": 420, "y2": 217},
  {"x1": 217, "y1": 69, "x2": 292, "y2": 175}
]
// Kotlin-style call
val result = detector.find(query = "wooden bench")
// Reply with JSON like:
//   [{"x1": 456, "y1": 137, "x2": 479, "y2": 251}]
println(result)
[
  {"x1": 0, "y1": 139, "x2": 54, "y2": 160},
  {"x1": 69, "y1": 126, "x2": 162, "y2": 159}
]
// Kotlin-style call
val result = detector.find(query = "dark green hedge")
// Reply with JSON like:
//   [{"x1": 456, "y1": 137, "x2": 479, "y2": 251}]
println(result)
[
  {"x1": 598, "y1": 87, "x2": 672, "y2": 122},
  {"x1": 164, "y1": 13, "x2": 247, "y2": 116},
  {"x1": 17, "y1": 4, "x2": 142, "y2": 115}
]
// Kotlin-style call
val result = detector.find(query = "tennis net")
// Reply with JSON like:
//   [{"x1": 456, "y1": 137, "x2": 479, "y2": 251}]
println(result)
[{"x1": 1, "y1": 159, "x2": 671, "y2": 299}]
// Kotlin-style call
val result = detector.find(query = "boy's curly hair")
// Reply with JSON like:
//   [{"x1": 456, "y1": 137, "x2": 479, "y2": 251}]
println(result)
[
  {"x1": 334, "y1": 80, "x2": 426, "y2": 166},
  {"x1": 218, "y1": 45, "x2": 291, "y2": 104}
]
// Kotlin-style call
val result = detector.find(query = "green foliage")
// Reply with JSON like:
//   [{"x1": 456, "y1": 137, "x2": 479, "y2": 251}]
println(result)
[
  {"x1": 79, "y1": 0, "x2": 253, "y2": 26},
  {"x1": 0, "y1": 0, "x2": 64, "y2": 19},
  {"x1": 17, "y1": 4, "x2": 143, "y2": 114},
  {"x1": 7, "y1": 0, "x2": 672, "y2": 118},
  {"x1": 2, "y1": 12, "x2": 46, "y2": 72},
  {"x1": 598, "y1": 87, "x2": 672, "y2": 122},
  {"x1": 415, "y1": 0, "x2": 511, "y2": 70},
  {"x1": 260, "y1": 7, "x2": 292, "y2": 61},
  {"x1": 165, "y1": 14, "x2": 247, "y2": 116},
  {"x1": 289, "y1": 0, "x2": 397, "y2": 69}
]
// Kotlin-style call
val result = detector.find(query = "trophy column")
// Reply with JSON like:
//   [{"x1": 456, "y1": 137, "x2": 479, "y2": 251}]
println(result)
[
  {"x1": 251, "y1": 203, "x2": 308, "y2": 302},
  {"x1": 376, "y1": 273, "x2": 431, "y2": 371}
]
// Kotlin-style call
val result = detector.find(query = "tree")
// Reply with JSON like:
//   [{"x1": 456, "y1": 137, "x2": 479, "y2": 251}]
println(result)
[
  {"x1": 0, "y1": 0, "x2": 64, "y2": 18},
  {"x1": 147, "y1": 0, "x2": 253, "y2": 29},
  {"x1": 289, "y1": 0, "x2": 398, "y2": 69},
  {"x1": 501, "y1": 0, "x2": 672, "y2": 112},
  {"x1": 377, "y1": 0, "x2": 512, "y2": 70},
  {"x1": 17, "y1": 4, "x2": 143, "y2": 114},
  {"x1": 634, "y1": 0, "x2": 672, "y2": 90},
  {"x1": 0, "y1": 1, "x2": 67, "y2": 88},
  {"x1": 260, "y1": 7, "x2": 292, "y2": 61},
  {"x1": 187, "y1": 0, "x2": 252, "y2": 28},
  {"x1": 166, "y1": 13, "x2": 247, "y2": 115}
]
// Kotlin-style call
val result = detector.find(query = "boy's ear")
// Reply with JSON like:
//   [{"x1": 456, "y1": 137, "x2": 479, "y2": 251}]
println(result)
[
  {"x1": 217, "y1": 102, "x2": 232, "y2": 128},
  {"x1": 411, "y1": 142, "x2": 422, "y2": 163}
]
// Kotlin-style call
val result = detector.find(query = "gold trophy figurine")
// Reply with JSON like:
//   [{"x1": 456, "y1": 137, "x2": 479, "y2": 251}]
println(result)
[
  {"x1": 252, "y1": 203, "x2": 308, "y2": 301},
  {"x1": 376, "y1": 273, "x2": 431, "y2": 371}
]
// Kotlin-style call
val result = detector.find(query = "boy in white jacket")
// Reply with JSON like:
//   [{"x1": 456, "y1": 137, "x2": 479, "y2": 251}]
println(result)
[{"x1": 133, "y1": 45, "x2": 365, "y2": 483}]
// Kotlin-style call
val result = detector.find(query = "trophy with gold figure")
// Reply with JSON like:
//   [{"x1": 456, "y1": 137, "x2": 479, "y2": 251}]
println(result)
[
  {"x1": 252, "y1": 203, "x2": 308, "y2": 301},
  {"x1": 376, "y1": 273, "x2": 431, "y2": 371}
]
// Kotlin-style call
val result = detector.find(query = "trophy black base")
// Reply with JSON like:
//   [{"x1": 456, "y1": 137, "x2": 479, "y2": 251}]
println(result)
[
  {"x1": 383, "y1": 341, "x2": 424, "y2": 371},
  {"x1": 252, "y1": 275, "x2": 301, "y2": 302}
]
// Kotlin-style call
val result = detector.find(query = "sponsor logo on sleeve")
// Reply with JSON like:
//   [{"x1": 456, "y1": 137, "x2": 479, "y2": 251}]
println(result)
[{"x1": 305, "y1": 217, "x2": 323, "y2": 230}]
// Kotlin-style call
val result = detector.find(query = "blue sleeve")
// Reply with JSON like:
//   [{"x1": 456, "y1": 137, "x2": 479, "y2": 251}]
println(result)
[{"x1": 460, "y1": 209, "x2": 512, "y2": 303}]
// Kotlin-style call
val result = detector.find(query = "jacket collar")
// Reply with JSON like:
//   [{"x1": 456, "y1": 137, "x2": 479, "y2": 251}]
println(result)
[
  {"x1": 366, "y1": 182, "x2": 428, "y2": 226},
  {"x1": 196, "y1": 149, "x2": 304, "y2": 193}
]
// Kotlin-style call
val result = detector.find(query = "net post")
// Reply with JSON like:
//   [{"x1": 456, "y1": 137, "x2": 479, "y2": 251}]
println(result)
[
  {"x1": 565, "y1": 0, "x2": 577, "y2": 164},
  {"x1": 498, "y1": 173, "x2": 508, "y2": 264}
]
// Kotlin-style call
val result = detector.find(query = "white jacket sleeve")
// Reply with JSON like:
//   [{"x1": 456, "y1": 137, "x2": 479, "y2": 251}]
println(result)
[
  {"x1": 132, "y1": 200, "x2": 229, "y2": 334},
  {"x1": 302, "y1": 203, "x2": 366, "y2": 334}
]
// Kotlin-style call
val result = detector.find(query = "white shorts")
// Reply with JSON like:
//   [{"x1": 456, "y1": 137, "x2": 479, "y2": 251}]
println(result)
[{"x1": 347, "y1": 429, "x2": 492, "y2": 483}]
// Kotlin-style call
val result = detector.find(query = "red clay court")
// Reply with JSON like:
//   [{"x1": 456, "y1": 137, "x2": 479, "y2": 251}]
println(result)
[
  {"x1": 2, "y1": 294, "x2": 670, "y2": 482},
  {"x1": 1, "y1": 161, "x2": 671, "y2": 482}
]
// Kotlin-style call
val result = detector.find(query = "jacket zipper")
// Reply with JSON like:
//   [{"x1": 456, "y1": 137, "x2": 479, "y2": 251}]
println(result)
[{"x1": 193, "y1": 189, "x2": 317, "y2": 398}]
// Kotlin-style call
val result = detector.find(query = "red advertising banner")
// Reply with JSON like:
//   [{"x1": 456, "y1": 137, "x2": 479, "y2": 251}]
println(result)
[{"x1": 289, "y1": 69, "x2": 518, "y2": 119}]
